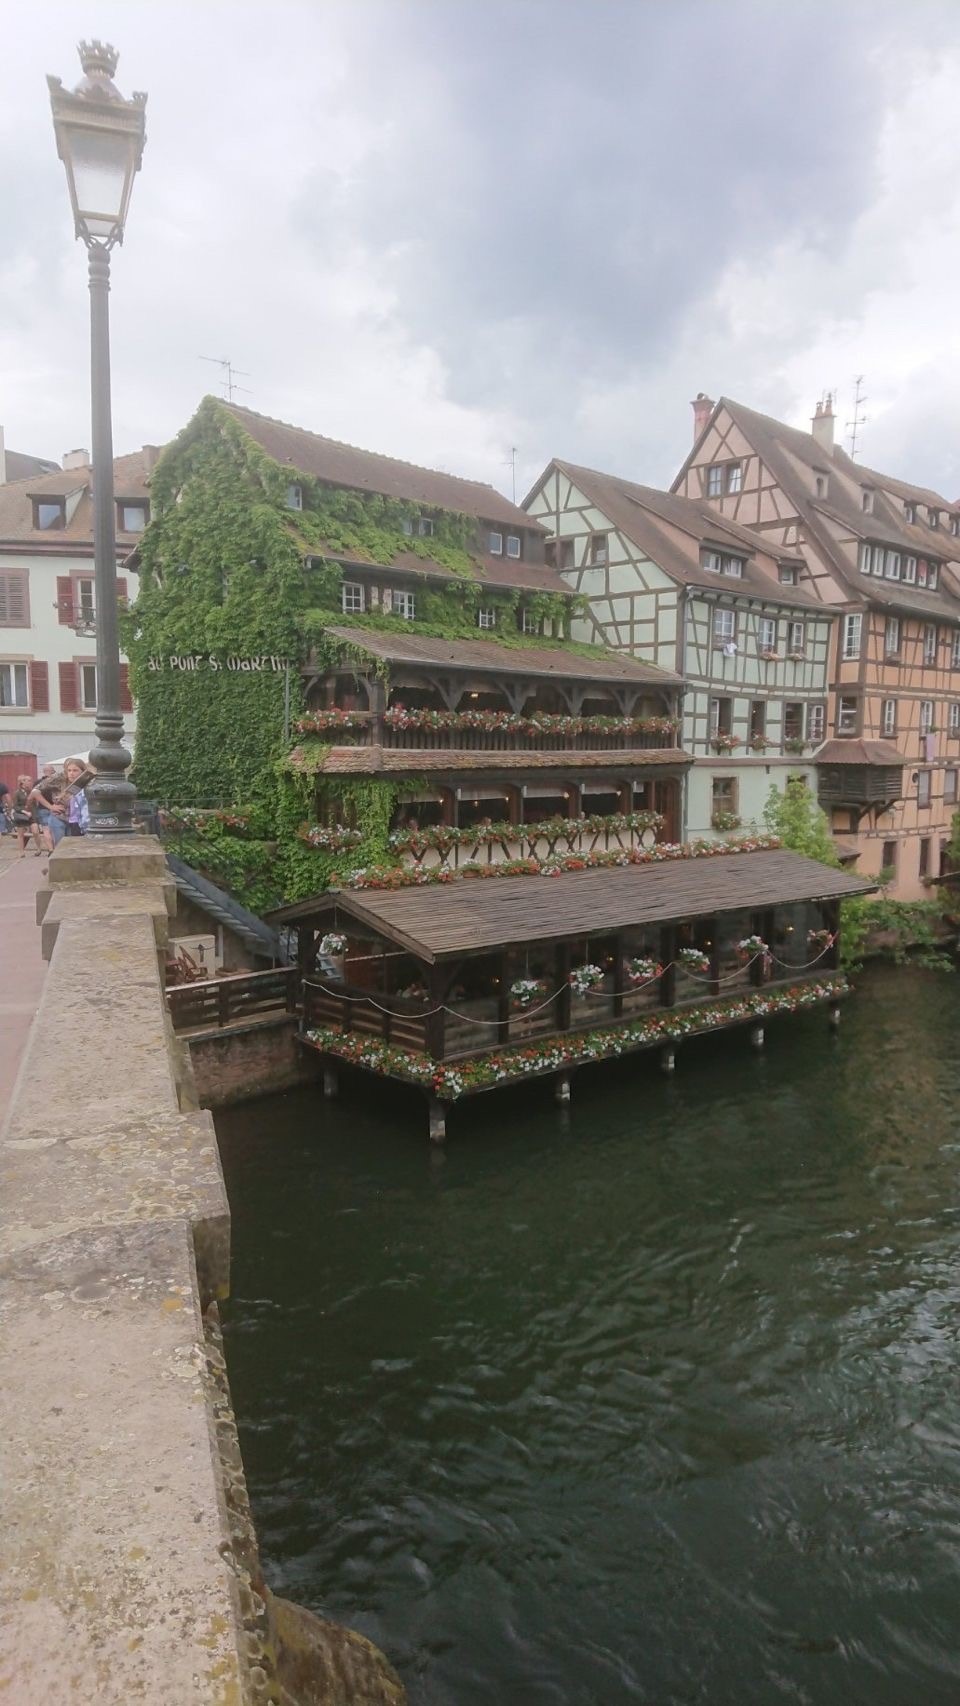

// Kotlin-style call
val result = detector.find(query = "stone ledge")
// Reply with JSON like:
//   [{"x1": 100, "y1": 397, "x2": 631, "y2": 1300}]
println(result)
[
  {"x1": 39, "y1": 880, "x2": 175, "y2": 959},
  {"x1": 47, "y1": 834, "x2": 170, "y2": 887}
]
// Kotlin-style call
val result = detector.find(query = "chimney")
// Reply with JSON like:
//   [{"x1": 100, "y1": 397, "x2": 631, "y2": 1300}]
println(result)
[
  {"x1": 142, "y1": 444, "x2": 162, "y2": 471},
  {"x1": 62, "y1": 448, "x2": 90, "y2": 470},
  {"x1": 810, "y1": 394, "x2": 835, "y2": 455},
  {"x1": 690, "y1": 392, "x2": 715, "y2": 442},
  {"x1": 0, "y1": 426, "x2": 5, "y2": 484}
]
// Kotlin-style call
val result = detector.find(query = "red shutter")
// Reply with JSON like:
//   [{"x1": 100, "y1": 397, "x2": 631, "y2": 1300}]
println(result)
[
  {"x1": 119, "y1": 663, "x2": 133, "y2": 713},
  {"x1": 56, "y1": 576, "x2": 74, "y2": 625},
  {"x1": 117, "y1": 576, "x2": 128, "y2": 607},
  {"x1": 59, "y1": 662, "x2": 79, "y2": 713},
  {"x1": 30, "y1": 661, "x2": 49, "y2": 712}
]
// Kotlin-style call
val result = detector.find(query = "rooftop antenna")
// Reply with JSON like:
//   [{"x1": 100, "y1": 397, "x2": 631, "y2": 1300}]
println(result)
[
  {"x1": 503, "y1": 445, "x2": 518, "y2": 504},
  {"x1": 200, "y1": 356, "x2": 252, "y2": 403},
  {"x1": 846, "y1": 375, "x2": 867, "y2": 459}
]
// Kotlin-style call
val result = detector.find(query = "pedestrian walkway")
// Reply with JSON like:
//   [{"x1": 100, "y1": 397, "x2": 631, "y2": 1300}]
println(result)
[{"x1": 0, "y1": 846, "x2": 48, "y2": 1130}]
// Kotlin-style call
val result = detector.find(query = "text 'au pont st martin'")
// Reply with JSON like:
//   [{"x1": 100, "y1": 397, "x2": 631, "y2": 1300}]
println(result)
[{"x1": 147, "y1": 655, "x2": 290, "y2": 672}]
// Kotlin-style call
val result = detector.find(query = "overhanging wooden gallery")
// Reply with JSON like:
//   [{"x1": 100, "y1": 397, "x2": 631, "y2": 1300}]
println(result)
[{"x1": 270, "y1": 846, "x2": 874, "y2": 1140}]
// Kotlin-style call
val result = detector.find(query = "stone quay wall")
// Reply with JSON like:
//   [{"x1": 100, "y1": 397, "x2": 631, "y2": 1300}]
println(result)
[
  {"x1": 0, "y1": 838, "x2": 403, "y2": 1706},
  {"x1": 186, "y1": 1016, "x2": 321, "y2": 1108}
]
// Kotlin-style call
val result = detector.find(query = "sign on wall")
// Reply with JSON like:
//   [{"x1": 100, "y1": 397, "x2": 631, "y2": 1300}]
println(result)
[{"x1": 146, "y1": 655, "x2": 290, "y2": 673}]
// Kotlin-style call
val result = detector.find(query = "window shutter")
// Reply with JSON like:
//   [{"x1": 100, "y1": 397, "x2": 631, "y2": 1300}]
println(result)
[
  {"x1": 117, "y1": 576, "x2": 128, "y2": 606},
  {"x1": 0, "y1": 570, "x2": 28, "y2": 625},
  {"x1": 56, "y1": 576, "x2": 74, "y2": 625},
  {"x1": 59, "y1": 662, "x2": 79, "y2": 713},
  {"x1": 119, "y1": 664, "x2": 133, "y2": 713},
  {"x1": 30, "y1": 661, "x2": 49, "y2": 712}
]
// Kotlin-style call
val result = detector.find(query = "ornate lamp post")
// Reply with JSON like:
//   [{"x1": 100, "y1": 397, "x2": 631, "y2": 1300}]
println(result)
[{"x1": 48, "y1": 42, "x2": 147, "y2": 833}]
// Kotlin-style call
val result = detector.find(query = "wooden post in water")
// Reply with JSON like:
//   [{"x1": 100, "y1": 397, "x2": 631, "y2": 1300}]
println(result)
[
  {"x1": 555, "y1": 1072, "x2": 571, "y2": 1105},
  {"x1": 749, "y1": 1023, "x2": 765, "y2": 1050},
  {"x1": 323, "y1": 1066, "x2": 339, "y2": 1099},
  {"x1": 427, "y1": 1096, "x2": 447, "y2": 1144}
]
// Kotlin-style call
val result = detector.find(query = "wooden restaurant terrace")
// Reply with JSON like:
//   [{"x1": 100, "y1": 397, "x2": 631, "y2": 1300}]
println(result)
[{"x1": 269, "y1": 846, "x2": 875, "y2": 1140}]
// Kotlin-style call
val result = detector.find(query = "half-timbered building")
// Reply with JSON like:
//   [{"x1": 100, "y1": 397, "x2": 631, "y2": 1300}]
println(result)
[
  {"x1": 522, "y1": 460, "x2": 834, "y2": 840},
  {"x1": 673, "y1": 395, "x2": 960, "y2": 897}
]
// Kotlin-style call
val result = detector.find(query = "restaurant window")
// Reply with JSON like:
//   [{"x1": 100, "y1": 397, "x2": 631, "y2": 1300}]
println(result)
[
  {"x1": 881, "y1": 699, "x2": 897, "y2": 737},
  {"x1": 783, "y1": 701, "x2": 803, "y2": 741},
  {"x1": 713, "y1": 608, "x2": 737, "y2": 646},
  {"x1": 477, "y1": 608, "x2": 497, "y2": 630},
  {"x1": 0, "y1": 660, "x2": 29, "y2": 707},
  {"x1": 589, "y1": 533, "x2": 608, "y2": 565},
  {"x1": 749, "y1": 700, "x2": 766, "y2": 739},
  {"x1": 706, "y1": 465, "x2": 723, "y2": 497},
  {"x1": 0, "y1": 569, "x2": 29, "y2": 627},
  {"x1": 806, "y1": 701, "x2": 825, "y2": 744},
  {"x1": 920, "y1": 700, "x2": 934, "y2": 735},
  {"x1": 787, "y1": 620, "x2": 805, "y2": 654},
  {"x1": 917, "y1": 772, "x2": 932, "y2": 809},
  {"x1": 884, "y1": 616, "x2": 900, "y2": 656},
  {"x1": 393, "y1": 591, "x2": 416, "y2": 620},
  {"x1": 837, "y1": 695, "x2": 859, "y2": 735},
  {"x1": 842, "y1": 613, "x2": 862, "y2": 660},
  {"x1": 881, "y1": 840, "x2": 898, "y2": 875},
  {"x1": 758, "y1": 616, "x2": 777, "y2": 653},
  {"x1": 726, "y1": 463, "x2": 743, "y2": 493},
  {"x1": 923, "y1": 623, "x2": 938, "y2": 664},
  {"x1": 944, "y1": 769, "x2": 958, "y2": 804},
  {"x1": 488, "y1": 531, "x2": 503, "y2": 555},
  {"x1": 919, "y1": 836, "x2": 931, "y2": 877},
  {"x1": 710, "y1": 696, "x2": 732, "y2": 736},
  {"x1": 950, "y1": 702, "x2": 960, "y2": 734},
  {"x1": 118, "y1": 501, "x2": 149, "y2": 532},
  {"x1": 341, "y1": 582, "x2": 365, "y2": 614},
  {"x1": 506, "y1": 534, "x2": 522, "y2": 559}
]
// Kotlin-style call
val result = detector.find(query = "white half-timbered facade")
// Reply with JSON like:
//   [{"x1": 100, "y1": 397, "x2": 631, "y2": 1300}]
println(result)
[{"x1": 524, "y1": 460, "x2": 835, "y2": 840}]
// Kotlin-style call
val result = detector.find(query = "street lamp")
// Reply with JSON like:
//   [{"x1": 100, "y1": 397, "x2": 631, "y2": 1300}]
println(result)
[{"x1": 48, "y1": 42, "x2": 147, "y2": 834}]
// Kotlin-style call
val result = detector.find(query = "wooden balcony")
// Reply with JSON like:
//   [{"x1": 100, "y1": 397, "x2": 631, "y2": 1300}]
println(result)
[{"x1": 298, "y1": 711, "x2": 682, "y2": 754}]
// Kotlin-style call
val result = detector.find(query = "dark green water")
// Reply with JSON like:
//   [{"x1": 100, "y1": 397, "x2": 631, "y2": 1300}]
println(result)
[{"x1": 218, "y1": 966, "x2": 960, "y2": 1706}]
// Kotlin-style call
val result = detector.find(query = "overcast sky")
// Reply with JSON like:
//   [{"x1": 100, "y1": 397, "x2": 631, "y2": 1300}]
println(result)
[{"x1": 4, "y1": 1, "x2": 960, "y2": 502}]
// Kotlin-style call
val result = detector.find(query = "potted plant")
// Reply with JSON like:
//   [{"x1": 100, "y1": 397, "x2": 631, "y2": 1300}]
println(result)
[
  {"x1": 710, "y1": 733, "x2": 740, "y2": 754},
  {"x1": 624, "y1": 956, "x2": 663, "y2": 986},
  {"x1": 568, "y1": 963, "x2": 604, "y2": 998},
  {"x1": 711, "y1": 809, "x2": 742, "y2": 832},
  {"x1": 806, "y1": 928, "x2": 832, "y2": 950},
  {"x1": 677, "y1": 947, "x2": 710, "y2": 975},
  {"x1": 736, "y1": 933, "x2": 768, "y2": 962},
  {"x1": 749, "y1": 734, "x2": 772, "y2": 752},
  {"x1": 318, "y1": 930, "x2": 347, "y2": 976},
  {"x1": 510, "y1": 977, "x2": 547, "y2": 1010},
  {"x1": 784, "y1": 737, "x2": 808, "y2": 754}
]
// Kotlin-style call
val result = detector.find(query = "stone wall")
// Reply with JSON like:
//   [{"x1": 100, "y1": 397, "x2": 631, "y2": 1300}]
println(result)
[
  {"x1": 0, "y1": 838, "x2": 403, "y2": 1705},
  {"x1": 188, "y1": 1016, "x2": 321, "y2": 1108}
]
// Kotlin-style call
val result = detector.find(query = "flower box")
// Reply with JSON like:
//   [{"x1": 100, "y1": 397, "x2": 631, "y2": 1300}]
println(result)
[{"x1": 710, "y1": 734, "x2": 740, "y2": 753}]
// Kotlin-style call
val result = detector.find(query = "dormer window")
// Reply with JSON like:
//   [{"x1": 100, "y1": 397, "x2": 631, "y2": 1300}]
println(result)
[
  {"x1": 701, "y1": 549, "x2": 743, "y2": 577},
  {"x1": 861, "y1": 488, "x2": 875, "y2": 514},
  {"x1": 506, "y1": 534, "x2": 521, "y2": 559},
  {"x1": 418, "y1": 516, "x2": 435, "y2": 538},
  {"x1": 929, "y1": 564, "x2": 939, "y2": 590},
  {"x1": 489, "y1": 531, "x2": 503, "y2": 555},
  {"x1": 904, "y1": 502, "x2": 916, "y2": 524},
  {"x1": 477, "y1": 607, "x2": 497, "y2": 630},
  {"x1": 779, "y1": 565, "x2": 798, "y2": 585},
  {"x1": 928, "y1": 508, "x2": 940, "y2": 529},
  {"x1": 815, "y1": 472, "x2": 829, "y2": 499},
  {"x1": 285, "y1": 483, "x2": 303, "y2": 511},
  {"x1": 118, "y1": 500, "x2": 149, "y2": 533},
  {"x1": 903, "y1": 555, "x2": 917, "y2": 583},
  {"x1": 33, "y1": 498, "x2": 66, "y2": 530},
  {"x1": 723, "y1": 556, "x2": 744, "y2": 578},
  {"x1": 950, "y1": 515, "x2": 960, "y2": 537}
]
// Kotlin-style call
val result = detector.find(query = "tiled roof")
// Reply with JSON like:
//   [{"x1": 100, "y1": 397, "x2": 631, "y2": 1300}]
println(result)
[
  {"x1": 546, "y1": 460, "x2": 821, "y2": 609},
  {"x1": 3, "y1": 448, "x2": 59, "y2": 481},
  {"x1": 323, "y1": 624, "x2": 683, "y2": 686},
  {"x1": 0, "y1": 450, "x2": 155, "y2": 552},
  {"x1": 814, "y1": 738, "x2": 904, "y2": 766},
  {"x1": 317, "y1": 546, "x2": 570, "y2": 597},
  {"x1": 222, "y1": 401, "x2": 541, "y2": 531},
  {"x1": 302, "y1": 745, "x2": 690, "y2": 775}
]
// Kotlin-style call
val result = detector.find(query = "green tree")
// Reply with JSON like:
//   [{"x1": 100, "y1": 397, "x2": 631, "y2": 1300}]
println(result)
[{"x1": 762, "y1": 778, "x2": 839, "y2": 867}]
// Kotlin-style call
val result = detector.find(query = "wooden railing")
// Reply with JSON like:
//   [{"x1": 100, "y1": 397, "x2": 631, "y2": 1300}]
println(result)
[
  {"x1": 398, "y1": 822, "x2": 659, "y2": 871},
  {"x1": 300, "y1": 712, "x2": 681, "y2": 753},
  {"x1": 166, "y1": 965, "x2": 299, "y2": 1032},
  {"x1": 302, "y1": 979, "x2": 428, "y2": 1052}
]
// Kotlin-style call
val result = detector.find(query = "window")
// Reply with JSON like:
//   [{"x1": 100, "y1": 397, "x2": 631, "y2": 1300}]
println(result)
[
  {"x1": 783, "y1": 702, "x2": 803, "y2": 741},
  {"x1": 858, "y1": 541, "x2": 871, "y2": 575},
  {"x1": 806, "y1": 701, "x2": 825, "y2": 744},
  {"x1": 950, "y1": 702, "x2": 960, "y2": 734},
  {"x1": 393, "y1": 591, "x2": 416, "y2": 620},
  {"x1": 401, "y1": 517, "x2": 414, "y2": 537},
  {"x1": 917, "y1": 559, "x2": 929, "y2": 587},
  {"x1": 884, "y1": 551, "x2": 900, "y2": 580},
  {"x1": 285, "y1": 484, "x2": 302, "y2": 511},
  {"x1": 871, "y1": 544, "x2": 887, "y2": 575},
  {"x1": 703, "y1": 551, "x2": 722, "y2": 573},
  {"x1": 861, "y1": 488, "x2": 875, "y2": 513},
  {"x1": 477, "y1": 607, "x2": 497, "y2": 630},
  {"x1": 488, "y1": 531, "x2": 503, "y2": 555},
  {"x1": 928, "y1": 508, "x2": 940, "y2": 529},
  {"x1": 759, "y1": 616, "x2": 778, "y2": 653},
  {"x1": 706, "y1": 465, "x2": 723, "y2": 497},
  {"x1": 726, "y1": 464, "x2": 743, "y2": 494},
  {"x1": 815, "y1": 473, "x2": 828, "y2": 499},
  {"x1": 842, "y1": 613, "x2": 862, "y2": 659},
  {"x1": 882, "y1": 839, "x2": 898, "y2": 874},
  {"x1": 920, "y1": 700, "x2": 934, "y2": 736},
  {"x1": 713, "y1": 608, "x2": 737, "y2": 646},
  {"x1": 881, "y1": 699, "x2": 897, "y2": 737},
  {"x1": 118, "y1": 501, "x2": 148, "y2": 532},
  {"x1": 837, "y1": 695, "x2": 859, "y2": 735},
  {"x1": 923, "y1": 623, "x2": 938, "y2": 664},
  {"x1": 341, "y1": 582, "x2": 365, "y2": 614},
  {"x1": 558, "y1": 538, "x2": 575, "y2": 570},
  {"x1": 506, "y1": 534, "x2": 522, "y2": 559},
  {"x1": 884, "y1": 616, "x2": 900, "y2": 656},
  {"x1": 945, "y1": 768, "x2": 958, "y2": 803},
  {"x1": 520, "y1": 609, "x2": 540, "y2": 635},
  {"x1": 0, "y1": 661, "x2": 29, "y2": 707},
  {"x1": 33, "y1": 498, "x2": 65, "y2": 530},
  {"x1": 749, "y1": 699, "x2": 766, "y2": 739},
  {"x1": 723, "y1": 556, "x2": 744, "y2": 578},
  {"x1": 589, "y1": 533, "x2": 608, "y2": 565},
  {"x1": 951, "y1": 515, "x2": 960, "y2": 537},
  {"x1": 918, "y1": 773, "x2": 933, "y2": 808},
  {"x1": 953, "y1": 632, "x2": 960, "y2": 669},
  {"x1": 710, "y1": 696, "x2": 732, "y2": 735},
  {"x1": 0, "y1": 570, "x2": 29, "y2": 627},
  {"x1": 418, "y1": 517, "x2": 435, "y2": 538},
  {"x1": 904, "y1": 556, "x2": 917, "y2": 584},
  {"x1": 904, "y1": 503, "x2": 916, "y2": 524},
  {"x1": 929, "y1": 565, "x2": 939, "y2": 591},
  {"x1": 788, "y1": 620, "x2": 805, "y2": 655},
  {"x1": 712, "y1": 776, "x2": 738, "y2": 814},
  {"x1": 80, "y1": 662, "x2": 97, "y2": 711},
  {"x1": 779, "y1": 565, "x2": 798, "y2": 585},
  {"x1": 918, "y1": 836, "x2": 931, "y2": 876}
]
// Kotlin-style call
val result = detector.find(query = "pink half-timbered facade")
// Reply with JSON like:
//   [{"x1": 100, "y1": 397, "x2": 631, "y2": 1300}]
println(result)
[{"x1": 673, "y1": 396, "x2": 960, "y2": 899}]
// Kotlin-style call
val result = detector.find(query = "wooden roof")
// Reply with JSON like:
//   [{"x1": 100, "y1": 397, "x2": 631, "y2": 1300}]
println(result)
[
  {"x1": 295, "y1": 744, "x2": 690, "y2": 775},
  {"x1": 271, "y1": 849, "x2": 874, "y2": 961},
  {"x1": 324, "y1": 625, "x2": 682, "y2": 686}
]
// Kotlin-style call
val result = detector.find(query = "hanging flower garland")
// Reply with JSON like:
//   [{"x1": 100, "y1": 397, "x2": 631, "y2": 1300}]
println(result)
[
  {"x1": 677, "y1": 947, "x2": 711, "y2": 975},
  {"x1": 378, "y1": 705, "x2": 681, "y2": 739},
  {"x1": 625, "y1": 956, "x2": 663, "y2": 985},
  {"x1": 569, "y1": 964, "x2": 604, "y2": 996},
  {"x1": 294, "y1": 709, "x2": 370, "y2": 733},
  {"x1": 305, "y1": 823, "x2": 364, "y2": 851}
]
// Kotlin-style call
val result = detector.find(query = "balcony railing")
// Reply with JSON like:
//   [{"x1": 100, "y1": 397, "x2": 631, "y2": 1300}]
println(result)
[
  {"x1": 395, "y1": 819, "x2": 660, "y2": 871},
  {"x1": 295, "y1": 710, "x2": 682, "y2": 754}
]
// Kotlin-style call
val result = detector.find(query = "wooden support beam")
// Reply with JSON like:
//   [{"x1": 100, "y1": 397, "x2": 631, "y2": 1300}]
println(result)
[
  {"x1": 660, "y1": 926, "x2": 676, "y2": 1008},
  {"x1": 323, "y1": 1066, "x2": 339, "y2": 1099},
  {"x1": 426, "y1": 966, "x2": 446, "y2": 1061},
  {"x1": 555, "y1": 941, "x2": 572, "y2": 1031},
  {"x1": 555, "y1": 1072, "x2": 571, "y2": 1105},
  {"x1": 612, "y1": 931, "x2": 625, "y2": 1019},
  {"x1": 427, "y1": 1096, "x2": 447, "y2": 1144}
]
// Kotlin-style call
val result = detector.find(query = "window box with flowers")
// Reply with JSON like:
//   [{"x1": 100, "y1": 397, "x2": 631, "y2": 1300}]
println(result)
[
  {"x1": 749, "y1": 734, "x2": 773, "y2": 752},
  {"x1": 711, "y1": 809, "x2": 742, "y2": 832},
  {"x1": 568, "y1": 963, "x2": 604, "y2": 998},
  {"x1": 784, "y1": 737, "x2": 808, "y2": 755},
  {"x1": 624, "y1": 956, "x2": 663, "y2": 986},
  {"x1": 759, "y1": 647, "x2": 780, "y2": 661},
  {"x1": 710, "y1": 734, "x2": 740, "y2": 754}
]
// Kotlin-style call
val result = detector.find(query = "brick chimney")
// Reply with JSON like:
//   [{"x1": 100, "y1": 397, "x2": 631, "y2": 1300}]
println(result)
[
  {"x1": 691, "y1": 393, "x2": 715, "y2": 441},
  {"x1": 141, "y1": 444, "x2": 163, "y2": 471},
  {"x1": 810, "y1": 394, "x2": 835, "y2": 455},
  {"x1": 62, "y1": 447, "x2": 90, "y2": 470}
]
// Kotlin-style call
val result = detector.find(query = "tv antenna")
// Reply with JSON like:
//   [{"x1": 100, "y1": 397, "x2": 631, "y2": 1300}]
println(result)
[
  {"x1": 200, "y1": 356, "x2": 252, "y2": 403},
  {"x1": 503, "y1": 445, "x2": 518, "y2": 503},
  {"x1": 846, "y1": 376, "x2": 867, "y2": 459}
]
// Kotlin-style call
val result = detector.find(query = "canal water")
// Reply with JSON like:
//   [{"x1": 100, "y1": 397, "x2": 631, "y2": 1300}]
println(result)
[{"x1": 218, "y1": 965, "x2": 960, "y2": 1706}]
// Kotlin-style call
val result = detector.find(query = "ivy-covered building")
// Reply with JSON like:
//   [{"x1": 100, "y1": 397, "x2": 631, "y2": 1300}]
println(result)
[{"x1": 129, "y1": 398, "x2": 689, "y2": 906}]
